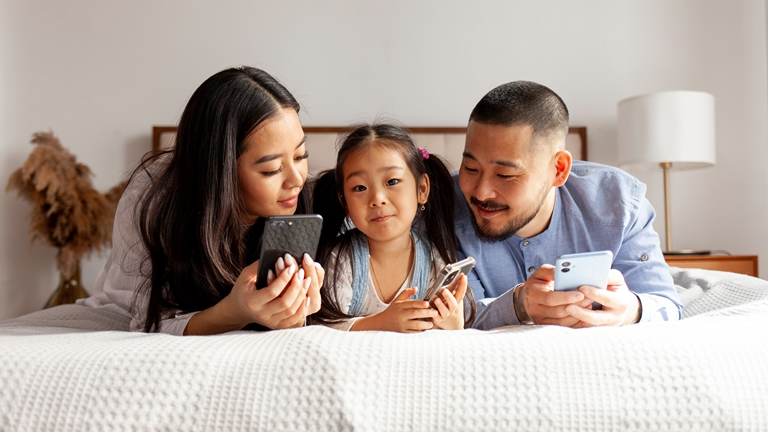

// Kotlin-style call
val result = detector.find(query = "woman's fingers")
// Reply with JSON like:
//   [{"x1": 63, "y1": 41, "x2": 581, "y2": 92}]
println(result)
[
  {"x1": 314, "y1": 261, "x2": 325, "y2": 286},
  {"x1": 272, "y1": 277, "x2": 310, "y2": 323},
  {"x1": 260, "y1": 261, "x2": 298, "y2": 308},
  {"x1": 301, "y1": 254, "x2": 322, "y2": 313},
  {"x1": 276, "y1": 298, "x2": 308, "y2": 329},
  {"x1": 269, "y1": 267, "x2": 306, "y2": 312}
]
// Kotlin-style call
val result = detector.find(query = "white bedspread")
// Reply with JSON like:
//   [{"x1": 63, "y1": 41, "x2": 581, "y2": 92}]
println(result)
[{"x1": 1, "y1": 267, "x2": 767, "y2": 431}]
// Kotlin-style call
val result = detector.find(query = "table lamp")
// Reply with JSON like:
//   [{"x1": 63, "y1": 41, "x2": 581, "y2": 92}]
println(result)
[{"x1": 617, "y1": 91, "x2": 716, "y2": 255}]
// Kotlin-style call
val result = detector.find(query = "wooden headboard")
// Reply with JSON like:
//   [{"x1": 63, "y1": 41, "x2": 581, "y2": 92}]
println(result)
[{"x1": 153, "y1": 126, "x2": 588, "y2": 174}]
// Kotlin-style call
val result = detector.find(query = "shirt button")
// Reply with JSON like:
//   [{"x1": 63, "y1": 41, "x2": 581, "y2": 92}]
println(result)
[
  {"x1": 528, "y1": 266, "x2": 535, "y2": 273},
  {"x1": 522, "y1": 241, "x2": 530, "y2": 247},
  {"x1": 640, "y1": 254, "x2": 649, "y2": 261}
]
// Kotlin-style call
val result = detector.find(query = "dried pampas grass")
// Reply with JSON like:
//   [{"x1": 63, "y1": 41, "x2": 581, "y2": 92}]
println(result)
[{"x1": 6, "y1": 131, "x2": 128, "y2": 278}]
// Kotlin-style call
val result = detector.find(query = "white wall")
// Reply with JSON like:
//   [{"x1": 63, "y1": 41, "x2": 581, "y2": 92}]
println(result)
[{"x1": 1, "y1": 0, "x2": 766, "y2": 320}]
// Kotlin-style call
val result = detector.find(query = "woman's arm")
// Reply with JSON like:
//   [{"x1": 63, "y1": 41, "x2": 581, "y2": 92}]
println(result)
[{"x1": 184, "y1": 255, "x2": 311, "y2": 335}]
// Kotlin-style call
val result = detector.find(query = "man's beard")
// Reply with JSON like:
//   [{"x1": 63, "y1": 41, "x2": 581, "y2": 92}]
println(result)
[{"x1": 469, "y1": 183, "x2": 550, "y2": 243}]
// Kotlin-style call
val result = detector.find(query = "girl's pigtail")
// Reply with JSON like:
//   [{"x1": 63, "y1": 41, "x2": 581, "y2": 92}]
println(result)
[
  {"x1": 419, "y1": 154, "x2": 457, "y2": 265},
  {"x1": 420, "y1": 154, "x2": 477, "y2": 327}
]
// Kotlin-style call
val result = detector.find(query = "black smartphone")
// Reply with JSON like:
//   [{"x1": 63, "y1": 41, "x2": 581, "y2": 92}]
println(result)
[
  {"x1": 422, "y1": 256, "x2": 476, "y2": 304},
  {"x1": 255, "y1": 214, "x2": 323, "y2": 289}
]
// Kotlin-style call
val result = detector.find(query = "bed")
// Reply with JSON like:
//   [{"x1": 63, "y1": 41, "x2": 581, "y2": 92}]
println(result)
[{"x1": 1, "y1": 267, "x2": 767, "y2": 431}]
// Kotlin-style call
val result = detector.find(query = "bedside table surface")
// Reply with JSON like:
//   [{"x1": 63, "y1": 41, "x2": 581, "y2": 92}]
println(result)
[{"x1": 664, "y1": 255, "x2": 758, "y2": 277}]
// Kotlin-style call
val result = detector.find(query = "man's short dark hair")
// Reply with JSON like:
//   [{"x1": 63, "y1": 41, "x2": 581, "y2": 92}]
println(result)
[{"x1": 469, "y1": 81, "x2": 569, "y2": 144}]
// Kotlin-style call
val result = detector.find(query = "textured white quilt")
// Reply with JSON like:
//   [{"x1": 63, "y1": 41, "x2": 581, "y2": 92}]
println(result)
[{"x1": 1, "y1": 267, "x2": 767, "y2": 431}]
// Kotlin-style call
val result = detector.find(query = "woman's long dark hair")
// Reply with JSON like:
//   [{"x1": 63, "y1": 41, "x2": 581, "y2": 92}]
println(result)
[
  {"x1": 309, "y1": 123, "x2": 475, "y2": 327},
  {"x1": 134, "y1": 66, "x2": 303, "y2": 332}
]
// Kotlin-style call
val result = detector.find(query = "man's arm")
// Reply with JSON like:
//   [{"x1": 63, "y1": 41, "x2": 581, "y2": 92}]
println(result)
[
  {"x1": 566, "y1": 197, "x2": 682, "y2": 326},
  {"x1": 609, "y1": 197, "x2": 682, "y2": 322},
  {"x1": 455, "y1": 242, "x2": 521, "y2": 330}
]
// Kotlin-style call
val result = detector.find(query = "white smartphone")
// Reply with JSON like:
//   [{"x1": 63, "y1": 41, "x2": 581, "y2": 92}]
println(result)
[
  {"x1": 554, "y1": 250, "x2": 613, "y2": 291},
  {"x1": 423, "y1": 256, "x2": 476, "y2": 303}
]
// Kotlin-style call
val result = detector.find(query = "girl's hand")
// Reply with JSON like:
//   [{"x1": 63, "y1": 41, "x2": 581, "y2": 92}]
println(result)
[
  {"x1": 431, "y1": 273, "x2": 468, "y2": 330},
  {"x1": 351, "y1": 287, "x2": 437, "y2": 333},
  {"x1": 226, "y1": 253, "x2": 311, "y2": 329}
]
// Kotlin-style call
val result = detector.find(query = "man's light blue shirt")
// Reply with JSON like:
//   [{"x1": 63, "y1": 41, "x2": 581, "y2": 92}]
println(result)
[{"x1": 454, "y1": 161, "x2": 683, "y2": 330}]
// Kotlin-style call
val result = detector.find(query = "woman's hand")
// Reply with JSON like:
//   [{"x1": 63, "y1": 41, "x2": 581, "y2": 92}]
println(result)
[
  {"x1": 350, "y1": 287, "x2": 438, "y2": 333},
  {"x1": 184, "y1": 254, "x2": 311, "y2": 335},
  {"x1": 236, "y1": 253, "x2": 313, "y2": 329},
  {"x1": 431, "y1": 273, "x2": 468, "y2": 330},
  {"x1": 300, "y1": 253, "x2": 324, "y2": 316}
]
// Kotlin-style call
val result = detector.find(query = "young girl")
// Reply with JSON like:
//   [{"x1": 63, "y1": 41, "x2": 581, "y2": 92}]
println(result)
[{"x1": 310, "y1": 123, "x2": 475, "y2": 332}]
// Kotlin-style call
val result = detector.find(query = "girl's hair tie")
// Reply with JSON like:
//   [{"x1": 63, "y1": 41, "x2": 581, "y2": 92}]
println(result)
[{"x1": 418, "y1": 147, "x2": 430, "y2": 160}]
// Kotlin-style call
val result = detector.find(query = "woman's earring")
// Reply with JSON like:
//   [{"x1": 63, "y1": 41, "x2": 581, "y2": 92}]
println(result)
[{"x1": 420, "y1": 204, "x2": 425, "y2": 211}]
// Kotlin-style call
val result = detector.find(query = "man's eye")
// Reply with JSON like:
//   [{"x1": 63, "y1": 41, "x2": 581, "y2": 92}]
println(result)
[
  {"x1": 463, "y1": 166, "x2": 478, "y2": 173},
  {"x1": 352, "y1": 185, "x2": 366, "y2": 192},
  {"x1": 386, "y1": 179, "x2": 400, "y2": 186}
]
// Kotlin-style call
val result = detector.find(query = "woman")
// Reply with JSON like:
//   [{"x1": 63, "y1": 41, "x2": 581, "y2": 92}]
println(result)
[{"x1": 79, "y1": 67, "x2": 324, "y2": 335}]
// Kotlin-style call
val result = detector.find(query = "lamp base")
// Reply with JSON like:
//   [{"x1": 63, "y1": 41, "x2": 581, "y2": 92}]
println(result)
[{"x1": 663, "y1": 249, "x2": 712, "y2": 256}]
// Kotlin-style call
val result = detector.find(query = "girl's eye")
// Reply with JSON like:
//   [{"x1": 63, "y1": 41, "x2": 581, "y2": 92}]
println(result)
[
  {"x1": 295, "y1": 152, "x2": 309, "y2": 161},
  {"x1": 262, "y1": 167, "x2": 282, "y2": 176},
  {"x1": 352, "y1": 185, "x2": 366, "y2": 192},
  {"x1": 386, "y1": 179, "x2": 400, "y2": 186}
]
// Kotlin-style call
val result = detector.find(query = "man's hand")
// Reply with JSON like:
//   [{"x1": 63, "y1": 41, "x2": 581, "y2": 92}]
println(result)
[
  {"x1": 565, "y1": 269, "x2": 641, "y2": 327},
  {"x1": 517, "y1": 265, "x2": 593, "y2": 327}
]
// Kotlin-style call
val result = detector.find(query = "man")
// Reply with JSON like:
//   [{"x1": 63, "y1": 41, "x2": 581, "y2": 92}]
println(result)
[{"x1": 455, "y1": 81, "x2": 682, "y2": 330}]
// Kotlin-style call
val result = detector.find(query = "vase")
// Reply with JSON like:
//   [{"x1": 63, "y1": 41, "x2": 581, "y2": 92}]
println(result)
[{"x1": 44, "y1": 262, "x2": 89, "y2": 309}]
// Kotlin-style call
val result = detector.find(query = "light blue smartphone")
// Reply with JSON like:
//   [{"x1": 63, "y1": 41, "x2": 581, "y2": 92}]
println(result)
[{"x1": 554, "y1": 250, "x2": 613, "y2": 291}]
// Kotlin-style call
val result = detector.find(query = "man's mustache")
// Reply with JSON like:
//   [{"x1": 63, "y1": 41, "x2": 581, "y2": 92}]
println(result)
[{"x1": 470, "y1": 197, "x2": 509, "y2": 212}]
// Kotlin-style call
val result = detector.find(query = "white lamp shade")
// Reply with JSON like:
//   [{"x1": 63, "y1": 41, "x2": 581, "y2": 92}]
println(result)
[{"x1": 617, "y1": 91, "x2": 716, "y2": 170}]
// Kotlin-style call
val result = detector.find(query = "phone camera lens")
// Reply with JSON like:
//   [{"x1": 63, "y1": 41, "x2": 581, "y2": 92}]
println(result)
[
  {"x1": 562, "y1": 261, "x2": 571, "y2": 267},
  {"x1": 561, "y1": 268, "x2": 570, "y2": 273},
  {"x1": 270, "y1": 222, "x2": 277, "y2": 227}
]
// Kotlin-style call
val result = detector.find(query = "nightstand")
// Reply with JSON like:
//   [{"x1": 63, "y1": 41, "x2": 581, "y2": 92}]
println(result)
[{"x1": 664, "y1": 255, "x2": 759, "y2": 277}]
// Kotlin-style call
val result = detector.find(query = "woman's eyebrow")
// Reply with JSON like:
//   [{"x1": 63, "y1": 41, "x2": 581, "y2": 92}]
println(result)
[{"x1": 254, "y1": 138, "x2": 306, "y2": 164}]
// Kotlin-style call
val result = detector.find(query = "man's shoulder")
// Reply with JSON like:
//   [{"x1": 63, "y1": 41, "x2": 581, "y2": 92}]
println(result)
[{"x1": 563, "y1": 161, "x2": 648, "y2": 225}]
